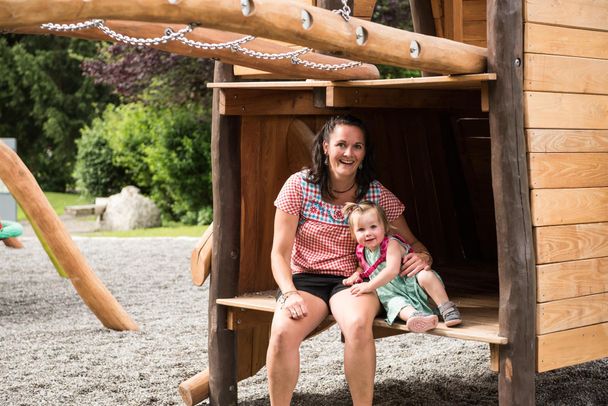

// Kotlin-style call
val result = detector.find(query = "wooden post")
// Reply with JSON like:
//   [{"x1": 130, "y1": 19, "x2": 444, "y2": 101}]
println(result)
[
  {"x1": 208, "y1": 61, "x2": 241, "y2": 406},
  {"x1": 487, "y1": 0, "x2": 536, "y2": 405},
  {"x1": 0, "y1": 142, "x2": 138, "y2": 331}
]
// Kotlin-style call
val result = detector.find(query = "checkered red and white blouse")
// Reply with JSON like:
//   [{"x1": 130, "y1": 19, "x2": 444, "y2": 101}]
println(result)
[{"x1": 274, "y1": 170, "x2": 405, "y2": 277}]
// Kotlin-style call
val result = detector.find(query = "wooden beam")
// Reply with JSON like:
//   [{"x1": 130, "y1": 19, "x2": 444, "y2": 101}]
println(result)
[
  {"x1": 208, "y1": 62, "x2": 240, "y2": 406},
  {"x1": 0, "y1": 0, "x2": 487, "y2": 74},
  {"x1": 0, "y1": 142, "x2": 138, "y2": 331},
  {"x1": 179, "y1": 369, "x2": 210, "y2": 406},
  {"x1": 325, "y1": 87, "x2": 482, "y2": 109},
  {"x1": 219, "y1": 88, "x2": 340, "y2": 115},
  {"x1": 409, "y1": 0, "x2": 439, "y2": 77},
  {"x1": 14, "y1": 21, "x2": 379, "y2": 81},
  {"x1": 487, "y1": 0, "x2": 536, "y2": 404}
]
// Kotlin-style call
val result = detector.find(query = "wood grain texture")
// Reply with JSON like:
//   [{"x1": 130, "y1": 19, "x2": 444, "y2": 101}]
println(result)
[
  {"x1": 525, "y1": 23, "x2": 608, "y2": 60},
  {"x1": 537, "y1": 257, "x2": 608, "y2": 302},
  {"x1": 531, "y1": 188, "x2": 608, "y2": 226},
  {"x1": 220, "y1": 89, "x2": 336, "y2": 115},
  {"x1": 525, "y1": 0, "x2": 608, "y2": 31},
  {"x1": 537, "y1": 292, "x2": 608, "y2": 334},
  {"x1": 529, "y1": 153, "x2": 608, "y2": 189},
  {"x1": 208, "y1": 62, "x2": 240, "y2": 406},
  {"x1": 527, "y1": 129, "x2": 608, "y2": 153},
  {"x1": 535, "y1": 222, "x2": 608, "y2": 264},
  {"x1": 537, "y1": 322, "x2": 608, "y2": 372},
  {"x1": 488, "y1": 0, "x2": 536, "y2": 401},
  {"x1": 524, "y1": 92, "x2": 608, "y2": 129},
  {"x1": 325, "y1": 88, "x2": 481, "y2": 109},
  {"x1": 0, "y1": 0, "x2": 487, "y2": 74},
  {"x1": 524, "y1": 54, "x2": 608, "y2": 95},
  {"x1": 463, "y1": 0, "x2": 486, "y2": 21}
]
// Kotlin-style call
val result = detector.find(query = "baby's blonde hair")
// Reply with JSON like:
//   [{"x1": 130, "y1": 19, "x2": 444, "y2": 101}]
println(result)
[{"x1": 343, "y1": 201, "x2": 390, "y2": 239}]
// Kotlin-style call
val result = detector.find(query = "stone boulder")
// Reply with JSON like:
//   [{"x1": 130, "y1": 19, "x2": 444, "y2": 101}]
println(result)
[{"x1": 100, "y1": 186, "x2": 161, "y2": 231}]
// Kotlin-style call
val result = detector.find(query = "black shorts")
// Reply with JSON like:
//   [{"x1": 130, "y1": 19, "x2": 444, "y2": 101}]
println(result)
[{"x1": 279, "y1": 273, "x2": 351, "y2": 307}]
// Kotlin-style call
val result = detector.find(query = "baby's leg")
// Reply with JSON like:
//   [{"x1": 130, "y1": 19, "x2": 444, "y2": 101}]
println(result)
[
  {"x1": 416, "y1": 270, "x2": 449, "y2": 305},
  {"x1": 399, "y1": 306, "x2": 438, "y2": 333}
]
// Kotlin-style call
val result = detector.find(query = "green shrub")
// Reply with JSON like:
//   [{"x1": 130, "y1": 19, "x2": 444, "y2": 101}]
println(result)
[
  {"x1": 74, "y1": 116, "x2": 127, "y2": 197},
  {"x1": 73, "y1": 102, "x2": 212, "y2": 224}
]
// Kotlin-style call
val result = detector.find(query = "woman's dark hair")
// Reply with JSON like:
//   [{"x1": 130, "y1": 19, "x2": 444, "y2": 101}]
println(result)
[{"x1": 307, "y1": 115, "x2": 375, "y2": 201}]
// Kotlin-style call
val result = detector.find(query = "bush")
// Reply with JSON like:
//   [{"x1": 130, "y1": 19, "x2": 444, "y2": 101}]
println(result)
[
  {"x1": 74, "y1": 116, "x2": 127, "y2": 197},
  {"x1": 73, "y1": 102, "x2": 212, "y2": 224}
]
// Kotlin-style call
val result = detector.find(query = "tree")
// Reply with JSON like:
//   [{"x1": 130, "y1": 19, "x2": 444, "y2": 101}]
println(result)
[{"x1": 0, "y1": 35, "x2": 117, "y2": 191}]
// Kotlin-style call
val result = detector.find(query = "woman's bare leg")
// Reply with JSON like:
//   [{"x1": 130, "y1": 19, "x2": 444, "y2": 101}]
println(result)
[
  {"x1": 330, "y1": 289, "x2": 380, "y2": 406},
  {"x1": 267, "y1": 291, "x2": 329, "y2": 406}
]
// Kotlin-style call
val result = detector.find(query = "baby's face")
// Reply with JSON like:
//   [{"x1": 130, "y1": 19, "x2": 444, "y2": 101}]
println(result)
[{"x1": 352, "y1": 210, "x2": 385, "y2": 251}]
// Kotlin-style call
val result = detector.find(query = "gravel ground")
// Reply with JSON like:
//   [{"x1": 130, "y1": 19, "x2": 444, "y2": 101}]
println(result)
[{"x1": 1, "y1": 237, "x2": 607, "y2": 405}]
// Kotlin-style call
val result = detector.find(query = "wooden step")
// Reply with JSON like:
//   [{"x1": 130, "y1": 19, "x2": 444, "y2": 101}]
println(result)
[{"x1": 217, "y1": 292, "x2": 507, "y2": 345}]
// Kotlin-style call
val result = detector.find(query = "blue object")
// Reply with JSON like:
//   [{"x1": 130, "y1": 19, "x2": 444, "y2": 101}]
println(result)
[{"x1": 0, "y1": 220, "x2": 23, "y2": 238}]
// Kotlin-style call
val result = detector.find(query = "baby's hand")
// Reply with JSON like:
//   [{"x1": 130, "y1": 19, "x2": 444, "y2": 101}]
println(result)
[
  {"x1": 350, "y1": 282, "x2": 374, "y2": 296},
  {"x1": 342, "y1": 272, "x2": 363, "y2": 286}
]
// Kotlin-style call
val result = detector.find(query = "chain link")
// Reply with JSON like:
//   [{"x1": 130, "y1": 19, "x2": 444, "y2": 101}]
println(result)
[
  {"x1": 333, "y1": 0, "x2": 352, "y2": 22},
  {"x1": 40, "y1": 19, "x2": 362, "y2": 71}
]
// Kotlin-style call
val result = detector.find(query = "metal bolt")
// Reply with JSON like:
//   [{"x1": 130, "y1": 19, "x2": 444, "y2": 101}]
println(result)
[
  {"x1": 229, "y1": 385, "x2": 235, "y2": 392},
  {"x1": 241, "y1": 0, "x2": 252, "y2": 16},
  {"x1": 514, "y1": 58, "x2": 521, "y2": 67},
  {"x1": 167, "y1": 0, "x2": 180, "y2": 4},
  {"x1": 409, "y1": 40, "x2": 420, "y2": 58},
  {"x1": 301, "y1": 9, "x2": 312, "y2": 30},
  {"x1": 355, "y1": 26, "x2": 367, "y2": 46}
]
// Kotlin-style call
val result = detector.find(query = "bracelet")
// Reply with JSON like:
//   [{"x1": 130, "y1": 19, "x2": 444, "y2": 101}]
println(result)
[{"x1": 278, "y1": 290, "x2": 298, "y2": 308}]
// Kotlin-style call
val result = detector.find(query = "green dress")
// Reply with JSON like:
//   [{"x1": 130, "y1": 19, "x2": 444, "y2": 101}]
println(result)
[{"x1": 364, "y1": 238, "x2": 441, "y2": 325}]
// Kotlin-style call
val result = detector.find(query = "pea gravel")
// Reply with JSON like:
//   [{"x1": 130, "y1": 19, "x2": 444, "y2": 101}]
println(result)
[{"x1": 1, "y1": 237, "x2": 606, "y2": 405}]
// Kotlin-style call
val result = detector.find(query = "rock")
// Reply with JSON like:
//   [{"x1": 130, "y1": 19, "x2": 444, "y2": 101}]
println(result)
[{"x1": 100, "y1": 186, "x2": 161, "y2": 231}]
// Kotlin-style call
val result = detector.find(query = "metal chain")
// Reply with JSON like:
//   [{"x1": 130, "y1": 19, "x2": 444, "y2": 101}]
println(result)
[
  {"x1": 40, "y1": 19, "x2": 362, "y2": 71},
  {"x1": 333, "y1": 0, "x2": 352, "y2": 22}
]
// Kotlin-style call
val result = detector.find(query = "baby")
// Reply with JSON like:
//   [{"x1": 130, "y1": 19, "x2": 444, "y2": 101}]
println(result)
[{"x1": 343, "y1": 201, "x2": 461, "y2": 332}]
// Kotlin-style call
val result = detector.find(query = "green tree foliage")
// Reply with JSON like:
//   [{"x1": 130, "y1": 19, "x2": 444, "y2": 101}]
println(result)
[
  {"x1": 74, "y1": 102, "x2": 212, "y2": 224},
  {"x1": 0, "y1": 35, "x2": 116, "y2": 191}
]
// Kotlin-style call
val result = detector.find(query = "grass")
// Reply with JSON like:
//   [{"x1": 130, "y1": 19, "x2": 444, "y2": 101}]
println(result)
[
  {"x1": 17, "y1": 192, "x2": 91, "y2": 221},
  {"x1": 82, "y1": 225, "x2": 207, "y2": 238},
  {"x1": 17, "y1": 191, "x2": 208, "y2": 238}
]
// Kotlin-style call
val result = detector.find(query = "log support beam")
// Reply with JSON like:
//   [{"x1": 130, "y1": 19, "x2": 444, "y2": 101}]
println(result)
[
  {"x1": 0, "y1": 0, "x2": 487, "y2": 74},
  {"x1": 208, "y1": 62, "x2": 241, "y2": 406},
  {"x1": 487, "y1": 0, "x2": 536, "y2": 404}
]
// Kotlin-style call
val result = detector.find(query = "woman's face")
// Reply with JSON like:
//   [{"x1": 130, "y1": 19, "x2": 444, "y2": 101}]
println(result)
[{"x1": 323, "y1": 124, "x2": 365, "y2": 180}]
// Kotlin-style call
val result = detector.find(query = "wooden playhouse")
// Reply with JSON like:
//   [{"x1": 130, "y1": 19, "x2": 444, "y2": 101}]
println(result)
[{"x1": 1, "y1": 0, "x2": 606, "y2": 405}]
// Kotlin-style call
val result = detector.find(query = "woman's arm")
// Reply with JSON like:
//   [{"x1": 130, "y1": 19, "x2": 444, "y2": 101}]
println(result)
[
  {"x1": 271, "y1": 208, "x2": 308, "y2": 318},
  {"x1": 390, "y1": 215, "x2": 432, "y2": 277}
]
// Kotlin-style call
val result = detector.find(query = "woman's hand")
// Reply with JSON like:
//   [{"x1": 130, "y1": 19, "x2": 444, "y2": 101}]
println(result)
[
  {"x1": 282, "y1": 292, "x2": 308, "y2": 320},
  {"x1": 350, "y1": 282, "x2": 375, "y2": 296},
  {"x1": 399, "y1": 252, "x2": 432, "y2": 278}
]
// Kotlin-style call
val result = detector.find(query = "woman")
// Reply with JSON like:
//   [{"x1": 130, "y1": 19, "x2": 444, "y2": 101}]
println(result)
[{"x1": 266, "y1": 115, "x2": 433, "y2": 405}]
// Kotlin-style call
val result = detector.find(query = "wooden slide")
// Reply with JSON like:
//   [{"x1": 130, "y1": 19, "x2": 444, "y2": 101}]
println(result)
[{"x1": 0, "y1": 141, "x2": 138, "y2": 331}]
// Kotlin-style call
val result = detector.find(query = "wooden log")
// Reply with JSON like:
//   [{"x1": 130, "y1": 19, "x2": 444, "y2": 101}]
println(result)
[
  {"x1": 208, "y1": 61, "x2": 240, "y2": 406},
  {"x1": 0, "y1": 0, "x2": 487, "y2": 74},
  {"x1": 14, "y1": 21, "x2": 379, "y2": 81},
  {"x1": 178, "y1": 369, "x2": 210, "y2": 406},
  {"x1": 409, "y1": 0, "x2": 438, "y2": 77},
  {"x1": 0, "y1": 142, "x2": 138, "y2": 331},
  {"x1": 191, "y1": 223, "x2": 213, "y2": 286},
  {"x1": 2, "y1": 237, "x2": 23, "y2": 248},
  {"x1": 487, "y1": 0, "x2": 536, "y2": 403}
]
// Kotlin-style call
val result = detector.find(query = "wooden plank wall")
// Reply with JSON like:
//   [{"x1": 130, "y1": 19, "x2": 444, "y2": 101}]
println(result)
[
  {"x1": 524, "y1": 0, "x2": 608, "y2": 372},
  {"x1": 431, "y1": 0, "x2": 487, "y2": 47}
]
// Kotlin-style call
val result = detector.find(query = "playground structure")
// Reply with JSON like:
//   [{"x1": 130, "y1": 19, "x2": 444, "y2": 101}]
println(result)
[{"x1": 1, "y1": 0, "x2": 607, "y2": 405}]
